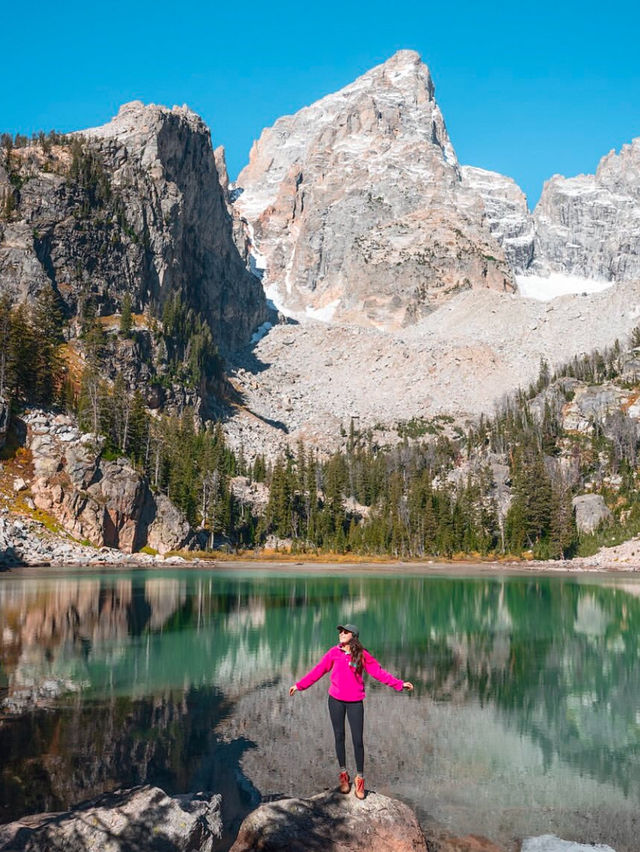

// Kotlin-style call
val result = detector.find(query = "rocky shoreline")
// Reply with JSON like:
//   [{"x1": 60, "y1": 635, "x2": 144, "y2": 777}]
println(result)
[
  {"x1": 2, "y1": 516, "x2": 639, "y2": 573},
  {"x1": 0, "y1": 786, "x2": 223, "y2": 852},
  {"x1": 0, "y1": 783, "x2": 617, "y2": 852},
  {"x1": 0, "y1": 512, "x2": 190, "y2": 568}
]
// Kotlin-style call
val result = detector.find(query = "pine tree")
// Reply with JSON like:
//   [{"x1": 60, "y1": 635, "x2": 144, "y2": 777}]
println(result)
[
  {"x1": 7, "y1": 304, "x2": 37, "y2": 403},
  {"x1": 119, "y1": 293, "x2": 133, "y2": 337},
  {"x1": 550, "y1": 483, "x2": 578, "y2": 558},
  {"x1": 78, "y1": 368, "x2": 102, "y2": 436},
  {"x1": 128, "y1": 390, "x2": 149, "y2": 464},
  {"x1": 2, "y1": 189, "x2": 16, "y2": 220},
  {"x1": 295, "y1": 440, "x2": 306, "y2": 494},
  {"x1": 506, "y1": 448, "x2": 552, "y2": 552},
  {"x1": 305, "y1": 449, "x2": 319, "y2": 543},
  {"x1": 252, "y1": 454, "x2": 266, "y2": 483},
  {"x1": 266, "y1": 456, "x2": 292, "y2": 538},
  {"x1": 31, "y1": 288, "x2": 65, "y2": 405},
  {"x1": 536, "y1": 357, "x2": 551, "y2": 392},
  {"x1": 237, "y1": 444, "x2": 247, "y2": 477},
  {"x1": 83, "y1": 317, "x2": 107, "y2": 369},
  {"x1": 0, "y1": 294, "x2": 12, "y2": 397},
  {"x1": 202, "y1": 469, "x2": 221, "y2": 545},
  {"x1": 323, "y1": 453, "x2": 348, "y2": 544}
]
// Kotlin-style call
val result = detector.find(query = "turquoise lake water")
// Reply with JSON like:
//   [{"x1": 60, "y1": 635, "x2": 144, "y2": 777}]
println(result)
[{"x1": 0, "y1": 567, "x2": 639, "y2": 849}]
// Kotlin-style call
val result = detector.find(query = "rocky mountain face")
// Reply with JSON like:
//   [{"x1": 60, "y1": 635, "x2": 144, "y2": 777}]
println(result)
[
  {"x1": 1, "y1": 55, "x2": 639, "y2": 558},
  {"x1": 530, "y1": 138, "x2": 640, "y2": 281},
  {"x1": 460, "y1": 138, "x2": 640, "y2": 284},
  {"x1": 460, "y1": 166, "x2": 535, "y2": 272},
  {"x1": 235, "y1": 50, "x2": 515, "y2": 328},
  {"x1": 221, "y1": 52, "x2": 640, "y2": 456},
  {"x1": 0, "y1": 103, "x2": 270, "y2": 554},
  {"x1": 225, "y1": 281, "x2": 640, "y2": 456},
  {"x1": 81, "y1": 102, "x2": 268, "y2": 349},
  {"x1": 24, "y1": 411, "x2": 191, "y2": 554},
  {"x1": 0, "y1": 102, "x2": 267, "y2": 386},
  {"x1": 235, "y1": 50, "x2": 640, "y2": 318}
]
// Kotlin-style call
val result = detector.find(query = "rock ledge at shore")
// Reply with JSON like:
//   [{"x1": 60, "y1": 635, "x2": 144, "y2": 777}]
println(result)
[
  {"x1": 230, "y1": 788, "x2": 427, "y2": 852},
  {"x1": 0, "y1": 785, "x2": 222, "y2": 852},
  {"x1": 0, "y1": 784, "x2": 620, "y2": 852}
]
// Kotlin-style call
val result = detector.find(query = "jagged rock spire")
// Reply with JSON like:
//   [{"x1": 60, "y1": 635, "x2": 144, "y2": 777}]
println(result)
[{"x1": 235, "y1": 51, "x2": 512, "y2": 328}]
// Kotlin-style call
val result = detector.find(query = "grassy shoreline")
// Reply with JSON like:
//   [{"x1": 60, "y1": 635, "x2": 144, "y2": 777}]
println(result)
[{"x1": 164, "y1": 547, "x2": 536, "y2": 564}]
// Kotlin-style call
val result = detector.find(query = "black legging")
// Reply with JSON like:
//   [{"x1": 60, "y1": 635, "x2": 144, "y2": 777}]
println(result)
[{"x1": 328, "y1": 695, "x2": 364, "y2": 775}]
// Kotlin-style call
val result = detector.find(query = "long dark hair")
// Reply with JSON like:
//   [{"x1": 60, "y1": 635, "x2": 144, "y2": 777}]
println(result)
[{"x1": 348, "y1": 636, "x2": 365, "y2": 674}]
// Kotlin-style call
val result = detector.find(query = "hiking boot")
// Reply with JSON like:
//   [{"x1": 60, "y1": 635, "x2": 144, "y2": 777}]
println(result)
[
  {"x1": 355, "y1": 775, "x2": 365, "y2": 800},
  {"x1": 339, "y1": 771, "x2": 351, "y2": 793}
]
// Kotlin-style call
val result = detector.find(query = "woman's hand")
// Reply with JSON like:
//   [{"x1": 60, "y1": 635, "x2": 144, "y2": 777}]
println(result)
[
  {"x1": 289, "y1": 685, "x2": 298, "y2": 696},
  {"x1": 402, "y1": 681, "x2": 414, "y2": 691}
]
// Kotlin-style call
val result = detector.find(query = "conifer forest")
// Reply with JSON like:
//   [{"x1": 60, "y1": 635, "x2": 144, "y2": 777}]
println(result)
[{"x1": 2, "y1": 285, "x2": 639, "y2": 560}]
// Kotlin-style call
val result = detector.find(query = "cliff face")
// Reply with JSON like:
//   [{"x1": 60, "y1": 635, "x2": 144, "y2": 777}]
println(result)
[
  {"x1": 235, "y1": 50, "x2": 514, "y2": 329},
  {"x1": 460, "y1": 138, "x2": 640, "y2": 287},
  {"x1": 234, "y1": 53, "x2": 640, "y2": 318},
  {"x1": 82, "y1": 102, "x2": 268, "y2": 350},
  {"x1": 25, "y1": 410, "x2": 191, "y2": 554},
  {"x1": 0, "y1": 102, "x2": 268, "y2": 355},
  {"x1": 460, "y1": 166, "x2": 535, "y2": 273},
  {"x1": 531, "y1": 138, "x2": 640, "y2": 282}
]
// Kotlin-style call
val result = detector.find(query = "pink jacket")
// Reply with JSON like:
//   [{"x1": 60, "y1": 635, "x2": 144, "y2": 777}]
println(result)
[{"x1": 296, "y1": 645, "x2": 404, "y2": 701}]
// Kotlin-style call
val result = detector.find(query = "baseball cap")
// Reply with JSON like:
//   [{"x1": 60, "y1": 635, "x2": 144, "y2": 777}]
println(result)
[{"x1": 337, "y1": 623, "x2": 359, "y2": 636}]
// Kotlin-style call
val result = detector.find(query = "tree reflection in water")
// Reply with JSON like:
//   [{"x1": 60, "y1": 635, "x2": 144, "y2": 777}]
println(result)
[{"x1": 0, "y1": 685, "x2": 262, "y2": 826}]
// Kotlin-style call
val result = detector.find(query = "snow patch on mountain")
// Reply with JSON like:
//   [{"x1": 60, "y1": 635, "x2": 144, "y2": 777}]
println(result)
[
  {"x1": 305, "y1": 299, "x2": 341, "y2": 322},
  {"x1": 516, "y1": 273, "x2": 614, "y2": 301},
  {"x1": 250, "y1": 321, "x2": 273, "y2": 345}
]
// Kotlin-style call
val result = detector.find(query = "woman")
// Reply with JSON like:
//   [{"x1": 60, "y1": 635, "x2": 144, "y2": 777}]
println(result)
[{"x1": 289, "y1": 622, "x2": 413, "y2": 800}]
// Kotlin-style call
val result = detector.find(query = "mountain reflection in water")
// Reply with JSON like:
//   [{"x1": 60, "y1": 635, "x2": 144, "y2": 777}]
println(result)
[
  {"x1": 0, "y1": 686, "x2": 247, "y2": 822},
  {"x1": 1, "y1": 569, "x2": 639, "y2": 845}
]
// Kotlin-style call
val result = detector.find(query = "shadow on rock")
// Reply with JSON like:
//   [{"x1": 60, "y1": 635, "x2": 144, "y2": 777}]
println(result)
[
  {"x1": 0, "y1": 785, "x2": 222, "y2": 852},
  {"x1": 0, "y1": 545, "x2": 24, "y2": 569},
  {"x1": 228, "y1": 788, "x2": 428, "y2": 852}
]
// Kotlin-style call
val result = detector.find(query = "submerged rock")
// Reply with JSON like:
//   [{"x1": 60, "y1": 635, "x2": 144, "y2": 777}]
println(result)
[
  {"x1": 421, "y1": 823, "x2": 507, "y2": 852},
  {"x1": 521, "y1": 835, "x2": 616, "y2": 852},
  {"x1": 0, "y1": 785, "x2": 222, "y2": 852},
  {"x1": 229, "y1": 788, "x2": 427, "y2": 852}
]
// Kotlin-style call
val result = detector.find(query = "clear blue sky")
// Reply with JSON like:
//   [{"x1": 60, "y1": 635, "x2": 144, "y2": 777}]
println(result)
[{"x1": 3, "y1": 0, "x2": 638, "y2": 206}]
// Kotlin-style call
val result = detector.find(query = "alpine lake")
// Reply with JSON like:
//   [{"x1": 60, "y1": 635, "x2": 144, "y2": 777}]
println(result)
[{"x1": 1, "y1": 564, "x2": 639, "y2": 851}]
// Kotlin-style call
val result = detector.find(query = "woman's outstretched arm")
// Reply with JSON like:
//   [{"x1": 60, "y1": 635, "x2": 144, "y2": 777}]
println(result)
[
  {"x1": 289, "y1": 648, "x2": 334, "y2": 695},
  {"x1": 362, "y1": 650, "x2": 412, "y2": 691}
]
